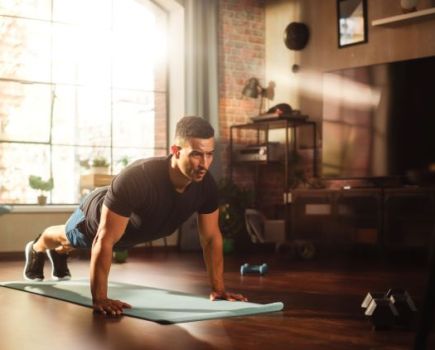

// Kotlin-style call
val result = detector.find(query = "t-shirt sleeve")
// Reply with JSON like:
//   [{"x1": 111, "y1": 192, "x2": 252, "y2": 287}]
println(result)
[
  {"x1": 197, "y1": 174, "x2": 219, "y2": 214},
  {"x1": 104, "y1": 166, "x2": 147, "y2": 217}
]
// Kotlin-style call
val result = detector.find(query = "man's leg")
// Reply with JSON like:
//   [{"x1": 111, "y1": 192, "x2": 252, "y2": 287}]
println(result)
[
  {"x1": 33, "y1": 225, "x2": 72, "y2": 253},
  {"x1": 24, "y1": 225, "x2": 73, "y2": 281}
]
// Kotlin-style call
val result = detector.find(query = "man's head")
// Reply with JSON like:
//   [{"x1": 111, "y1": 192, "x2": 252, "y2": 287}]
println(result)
[
  {"x1": 174, "y1": 116, "x2": 215, "y2": 145},
  {"x1": 171, "y1": 116, "x2": 215, "y2": 182}
]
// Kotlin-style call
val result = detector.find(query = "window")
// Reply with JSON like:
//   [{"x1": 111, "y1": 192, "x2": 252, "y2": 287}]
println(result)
[{"x1": 0, "y1": 0, "x2": 168, "y2": 204}]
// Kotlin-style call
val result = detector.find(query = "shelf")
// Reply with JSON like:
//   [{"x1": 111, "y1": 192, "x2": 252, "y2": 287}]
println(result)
[
  {"x1": 80, "y1": 174, "x2": 114, "y2": 192},
  {"x1": 372, "y1": 7, "x2": 435, "y2": 27},
  {"x1": 230, "y1": 118, "x2": 315, "y2": 130},
  {"x1": 232, "y1": 160, "x2": 282, "y2": 166}
]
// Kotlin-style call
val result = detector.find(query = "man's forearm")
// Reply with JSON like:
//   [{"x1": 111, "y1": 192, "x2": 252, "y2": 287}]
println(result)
[
  {"x1": 90, "y1": 238, "x2": 113, "y2": 301},
  {"x1": 202, "y1": 234, "x2": 225, "y2": 293}
]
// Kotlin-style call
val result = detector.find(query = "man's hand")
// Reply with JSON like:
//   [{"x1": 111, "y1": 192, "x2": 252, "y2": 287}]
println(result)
[
  {"x1": 210, "y1": 290, "x2": 248, "y2": 302},
  {"x1": 93, "y1": 298, "x2": 132, "y2": 317}
]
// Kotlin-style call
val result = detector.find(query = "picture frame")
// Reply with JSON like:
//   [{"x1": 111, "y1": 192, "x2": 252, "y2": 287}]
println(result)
[{"x1": 337, "y1": 0, "x2": 368, "y2": 48}]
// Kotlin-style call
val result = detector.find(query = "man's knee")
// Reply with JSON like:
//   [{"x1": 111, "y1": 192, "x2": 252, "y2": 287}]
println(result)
[{"x1": 42, "y1": 225, "x2": 68, "y2": 244}]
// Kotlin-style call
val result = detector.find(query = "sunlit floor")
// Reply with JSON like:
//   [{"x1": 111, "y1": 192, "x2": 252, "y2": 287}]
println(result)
[{"x1": 0, "y1": 248, "x2": 434, "y2": 350}]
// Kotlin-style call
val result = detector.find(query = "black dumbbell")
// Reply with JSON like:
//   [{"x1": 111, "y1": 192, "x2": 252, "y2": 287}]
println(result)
[
  {"x1": 386, "y1": 288, "x2": 418, "y2": 327},
  {"x1": 364, "y1": 297, "x2": 399, "y2": 330},
  {"x1": 240, "y1": 263, "x2": 268, "y2": 275},
  {"x1": 361, "y1": 291, "x2": 386, "y2": 309},
  {"x1": 361, "y1": 289, "x2": 418, "y2": 330}
]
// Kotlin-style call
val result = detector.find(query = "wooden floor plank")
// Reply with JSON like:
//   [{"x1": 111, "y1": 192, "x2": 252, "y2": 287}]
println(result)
[{"x1": 0, "y1": 249, "x2": 433, "y2": 350}]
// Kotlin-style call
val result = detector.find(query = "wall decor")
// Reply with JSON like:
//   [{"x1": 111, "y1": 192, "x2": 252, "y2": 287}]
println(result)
[{"x1": 337, "y1": 0, "x2": 368, "y2": 48}]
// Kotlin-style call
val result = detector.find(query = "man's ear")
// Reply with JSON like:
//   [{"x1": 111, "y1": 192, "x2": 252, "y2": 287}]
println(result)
[{"x1": 171, "y1": 145, "x2": 181, "y2": 157}]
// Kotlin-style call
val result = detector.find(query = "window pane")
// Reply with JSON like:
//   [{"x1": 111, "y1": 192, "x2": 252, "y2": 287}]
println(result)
[
  {"x1": 0, "y1": 81, "x2": 51, "y2": 142},
  {"x1": 52, "y1": 145, "x2": 111, "y2": 203},
  {"x1": 0, "y1": 0, "x2": 51, "y2": 20},
  {"x1": 52, "y1": 86, "x2": 111, "y2": 146},
  {"x1": 0, "y1": 143, "x2": 50, "y2": 204},
  {"x1": 0, "y1": 0, "x2": 169, "y2": 205},
  {"x1": 0, "y1": 17, "x2": 51, "y2": 82},
  {"x1": 52, "y1": 23, "x2": 111, "y2": 86},
  {"x1": 53, "y1": 0, "x2": 112, "y2": 28},
  {"x1": 112, "y1": 89, "x2": 156, "y2": 148},
  {"x1": 112, "y1": 147, "x2": 154, "y2": 175},
  {"x1": 112, "y1": 0, "x2": 161, "y2": 90}
]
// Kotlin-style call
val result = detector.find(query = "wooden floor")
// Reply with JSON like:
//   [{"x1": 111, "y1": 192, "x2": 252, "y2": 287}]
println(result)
[{"x1": 0, "y1": 247, "x2": 433, "y2": 350}]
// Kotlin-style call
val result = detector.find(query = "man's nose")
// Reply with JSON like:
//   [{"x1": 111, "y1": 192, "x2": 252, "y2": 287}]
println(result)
[{"x1": 199, "y1": 155, "x2": 211, "y2": 168}]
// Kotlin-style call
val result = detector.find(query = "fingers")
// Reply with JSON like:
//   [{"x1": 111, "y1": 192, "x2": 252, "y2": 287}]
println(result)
[
  {"x1": 121, "y1": 301, "x2": 132, "y2": 309},
  {"x1": 210, "y1": 291, "x2": 248, "y2": 302},
  {"x1": 226, "y1": 293, "x2": 248, "y2": 302},
  {"x1": 93, "y1": 299, "x2": 131, "y2": 317}
]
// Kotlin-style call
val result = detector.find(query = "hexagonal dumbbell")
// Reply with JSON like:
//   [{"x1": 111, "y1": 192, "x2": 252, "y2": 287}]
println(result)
[
  {"x1": 385, "y1": 288, "x2": 418, "y2": 327},
  {"x1": 361, "y1": 289, "x2": 418, "y2": 330}
]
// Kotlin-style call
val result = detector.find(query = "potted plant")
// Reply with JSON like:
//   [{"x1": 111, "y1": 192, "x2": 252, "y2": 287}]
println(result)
[
  {"x1": 218, "y1": 178, "x2": 254, "y2": 254},
  {"x1": 91, "y1": 156, "x2": 110, "y2": 174},
  {"x1": 28, "y1": 175, "x2": 54, "y2": 205},
  {"x1": 117, "y1": 155, "x2": 130, "y2": 168},
  {"x1": 79, "y1": 158, "x2": 91, "y2": 172},
  {"x1": 115, "y1": 155, "x2": 131, "y2": 174}
]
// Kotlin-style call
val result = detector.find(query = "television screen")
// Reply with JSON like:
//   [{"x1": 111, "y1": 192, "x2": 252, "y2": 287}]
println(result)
[{"x1": 322, "y1": 55, "x2": 435, "y2": 182}]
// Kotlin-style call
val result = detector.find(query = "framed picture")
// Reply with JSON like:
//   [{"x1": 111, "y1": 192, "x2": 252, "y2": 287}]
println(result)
[{"x1": 337, "y1": 0, "x2": 368, "y2": 48}]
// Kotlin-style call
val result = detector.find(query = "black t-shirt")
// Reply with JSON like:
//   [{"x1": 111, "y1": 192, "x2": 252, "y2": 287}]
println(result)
[{"x1": 80, "y1": 156, "x2": 218, "y2": 249}]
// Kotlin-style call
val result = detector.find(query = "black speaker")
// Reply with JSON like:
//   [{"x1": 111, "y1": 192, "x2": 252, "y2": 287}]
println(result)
[{"x1": 284, "y1": 22, "x2": 310, "y2": 51}]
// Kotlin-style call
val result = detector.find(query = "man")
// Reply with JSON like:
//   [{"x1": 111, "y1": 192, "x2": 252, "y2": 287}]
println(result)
[{"x1": 24, "y1": 116, "x2": 247, "y2": 316}]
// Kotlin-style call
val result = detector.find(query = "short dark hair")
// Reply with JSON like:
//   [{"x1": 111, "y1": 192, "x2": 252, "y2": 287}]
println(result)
[{"x1": 175, "y1": 116, "x2": 214, "y2": 143}]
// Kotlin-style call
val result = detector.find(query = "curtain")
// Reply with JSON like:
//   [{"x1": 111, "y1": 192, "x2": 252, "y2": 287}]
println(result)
[{"x1": 183, "y1": 0, "x2": 221, "y2": 176}]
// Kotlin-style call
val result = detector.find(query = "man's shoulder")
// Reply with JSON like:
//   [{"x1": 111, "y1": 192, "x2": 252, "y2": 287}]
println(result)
[
  {"x1": 129, "y1": 155, "x2": 168, "y2": 169},
  {"x1": 119, "y1": 156, "x2": 170, "y2": 188},
  {"x1": 122, "y1": 156, "x2": 169, "y2": 177}
]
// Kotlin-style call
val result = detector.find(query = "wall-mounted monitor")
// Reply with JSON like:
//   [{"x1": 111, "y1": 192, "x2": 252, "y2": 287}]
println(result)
[{"x1": 322, "y1": 55, "x2": 435, "y2": 184}]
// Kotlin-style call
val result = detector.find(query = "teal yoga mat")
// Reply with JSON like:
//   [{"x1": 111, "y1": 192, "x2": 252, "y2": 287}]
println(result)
[{"x1": 0, "y1": 280, "x2": 284, "y2": 324}]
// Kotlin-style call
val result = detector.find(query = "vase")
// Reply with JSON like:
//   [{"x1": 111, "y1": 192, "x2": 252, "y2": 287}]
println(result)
[
  {"x1": 37, "y1": 195, "x2": 47, "y2": 205},
  {"x1": 400, "y1": 0, "x2": 419, "y2": 13},
  {"x1": 113, "y1": 250, "x2": 128, "y2": 263},
  {"x1": 223, "y1": 238, "x2": 235, "y2": 255}
]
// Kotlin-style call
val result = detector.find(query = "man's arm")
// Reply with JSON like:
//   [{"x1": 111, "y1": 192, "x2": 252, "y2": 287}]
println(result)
[
  {"x1": 90, "y1": 204, "x2": 132, "y2": 316},
  {"x1": 197, "y1": 209, "x2": 247, "y2": 302}
]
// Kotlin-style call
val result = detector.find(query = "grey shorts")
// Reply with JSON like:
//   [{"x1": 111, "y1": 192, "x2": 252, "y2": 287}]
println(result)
[{"x1": 65, "y1": 207, "x2": 93, "y2": 249}]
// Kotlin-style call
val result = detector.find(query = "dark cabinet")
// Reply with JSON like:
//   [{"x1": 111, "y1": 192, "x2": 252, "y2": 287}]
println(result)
[
  {"x1": 290, "y1": 187, "x2": 435, "y2": 251},
  {"x1": 383, "y1": 188, "x2": 435, "y2": 250},
  {"x1": 291, "y1": 189, "x2": 382, "y2": 247}
]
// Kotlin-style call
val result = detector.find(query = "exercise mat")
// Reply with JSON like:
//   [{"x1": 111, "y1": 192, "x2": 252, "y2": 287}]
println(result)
[{"x1": 0, "y1": 280, "x2": 284, "y2": 323}]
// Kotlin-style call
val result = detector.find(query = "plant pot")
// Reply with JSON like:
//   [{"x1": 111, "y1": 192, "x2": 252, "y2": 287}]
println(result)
[
  {"x1": 223, "y1": 238, "x2": 235, "y2": 255},
  {"x1": 400, "y1": 0, "x2": 419, "y2": 13},
  {"x1": 37, "y1": 195, "x2": 47, "y2": 205},
  {"x1": 113, "y1": 250, "x2": 128, "y2": 263}
]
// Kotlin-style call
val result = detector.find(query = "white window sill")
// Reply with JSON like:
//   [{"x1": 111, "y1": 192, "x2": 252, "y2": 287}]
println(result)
[{"x1": 3, "y1": 205, "x2": 76, "y2": 214}]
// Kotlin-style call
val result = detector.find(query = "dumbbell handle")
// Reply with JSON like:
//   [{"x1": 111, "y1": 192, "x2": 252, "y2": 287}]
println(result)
[{"x1": 240, "y1": 263, "x2": 268, "y2": 275}]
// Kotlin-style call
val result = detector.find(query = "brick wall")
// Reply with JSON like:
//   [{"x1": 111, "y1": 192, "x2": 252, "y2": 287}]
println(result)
[
  {"x1": 218, "y1": 0, "x2": 287, "y2": 213},
  {"x1": 218, "y1": 0, "x2": 265, "y2": 180}
]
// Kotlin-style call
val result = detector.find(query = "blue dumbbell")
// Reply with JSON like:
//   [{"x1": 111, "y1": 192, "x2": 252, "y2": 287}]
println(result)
[{"x1": 240, "y1": 263, "x2": 268, "y2": 275}]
